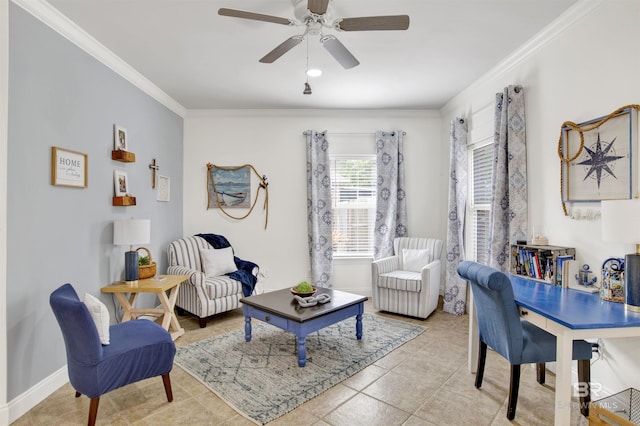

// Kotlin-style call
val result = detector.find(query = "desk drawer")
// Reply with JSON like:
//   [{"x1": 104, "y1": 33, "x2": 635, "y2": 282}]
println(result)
[{"x1": 519, "y1": 308, "x2": 547, "y2": 328}]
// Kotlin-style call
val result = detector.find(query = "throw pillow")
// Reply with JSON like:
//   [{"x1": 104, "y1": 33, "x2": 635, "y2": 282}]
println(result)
[
  {"x1": 402, "y1": 249, "x2": 431, "y2": 273},
  {"x1": 83, "y1": 293, "x2": 110, "y2": 345},
  {"x1": 201, "y1": 247, "x2": 238, "y2": 277}
]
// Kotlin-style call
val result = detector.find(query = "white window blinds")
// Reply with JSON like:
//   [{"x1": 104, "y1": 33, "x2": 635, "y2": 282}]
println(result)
[
  {"x1": 330, "y1": 156, "x2": 376, "y2": 256},
  {"x1": 471, "y1": 143, "x2": 493, "y2": 264}
]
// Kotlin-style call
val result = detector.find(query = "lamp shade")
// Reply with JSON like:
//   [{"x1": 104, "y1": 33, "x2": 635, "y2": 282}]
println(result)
[
  {"x1": 601, "y1": 199, "x2": 640, "y2": 244},
  {"x1": 113, "y1": 219, "x2": 150, "y2": 246}
]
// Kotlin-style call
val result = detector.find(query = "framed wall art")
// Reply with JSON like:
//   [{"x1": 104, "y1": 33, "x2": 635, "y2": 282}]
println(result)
[
  {"x1": 157, "y1": 175, "x2": 170, "y2": 202},
  {"x1": 114, "y1": 124, "x2": 128, "y2": 151},
  {"x1": 561, "y1": 108, "x2": 637, "y2": 202},
  {"x1": 207, "y1": 165, "x2": 251, "y2": 209},
  {"x1": 114, "y1": 170, "x2": 129, "y2": 196},
  {"x1": 51, "y1": 146, "x2": 88, "y2": 188}
]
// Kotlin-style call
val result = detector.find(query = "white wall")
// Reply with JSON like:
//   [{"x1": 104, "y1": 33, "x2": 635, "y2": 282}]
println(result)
[
  {"x1": 0, "y1": 0, "x2": 8, "y2": 423},
  {"x1": 183, "y1": 109, "x2": 443, "y2": 295},
  {"x1": 441, "y1": 0, "x2": 640, "y2": 396}
]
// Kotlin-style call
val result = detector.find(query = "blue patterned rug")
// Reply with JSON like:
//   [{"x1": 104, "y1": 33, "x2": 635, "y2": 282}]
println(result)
[{"x1": 174, "y1": 313, "x2": 426, "y2": 424}]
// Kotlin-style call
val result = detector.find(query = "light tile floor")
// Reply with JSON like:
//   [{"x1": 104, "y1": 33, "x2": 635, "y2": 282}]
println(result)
[{"x1": 13, "y1": 299, "x2": 590, "y2": 425}]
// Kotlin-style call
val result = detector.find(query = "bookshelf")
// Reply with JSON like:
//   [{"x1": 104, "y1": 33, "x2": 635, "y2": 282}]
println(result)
[{"x1": 510, "y1": 243, "x2": 575, "y2": 286}]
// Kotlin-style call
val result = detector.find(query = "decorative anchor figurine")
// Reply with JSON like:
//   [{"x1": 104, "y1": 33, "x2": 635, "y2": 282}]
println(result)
[
  {"x1": 149, "y1": 159, "x2": 159, "y2": 188},
  {"x1": 576, "y1": 264, "x2": 598, "y2": 287}
]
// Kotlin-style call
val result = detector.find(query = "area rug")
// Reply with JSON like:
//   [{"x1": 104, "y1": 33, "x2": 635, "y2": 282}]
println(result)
[{"x1": 174, "y1": 313, "x2": 426, "y2": 424}]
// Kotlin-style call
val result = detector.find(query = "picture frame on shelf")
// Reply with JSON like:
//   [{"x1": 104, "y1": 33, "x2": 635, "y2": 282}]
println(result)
[
  {"x1": 157, "y1": 175, "x2": 170, "y2": 202},
  {"x1": 114, "y1": 170, "x2": 129, "y2": 196},
  {"x1": 114, "y1": 124, "x2": 128, "y2": 151},
  {"x1": 51, "y1": 146, "x2": 88, "y2": 188},
  {"x1": 561, "y1": 108, "x2": 637, "y2": 202}
]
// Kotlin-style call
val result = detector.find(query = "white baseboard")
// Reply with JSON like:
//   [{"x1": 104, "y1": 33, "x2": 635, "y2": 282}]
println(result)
[
  {"x1": 337, "y1": 287, "x2": 372, "y2": 298},
  {"x1": 0, "y1": 404, "x2": 7, "y2": 426},
  {"x1": 261, "y1": 285, "x2": 371, "y2": 298},
  {"x1": 8, "y1": 366, "x2": 68, "y2": 424}
]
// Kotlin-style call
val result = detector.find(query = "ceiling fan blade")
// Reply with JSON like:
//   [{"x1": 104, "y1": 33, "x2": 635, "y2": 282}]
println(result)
[
  {"x1": 259, "y1": 36, "x2": 304, "y2": 63},
  {"x1": 337, "y1": 15, "x2": 410, "y2": 31},
  {"x1": 218, "y1": 8, "x2": 293, "y2": 26},
  {"x1": 320, "y1": 35, "x2": 359, "y2": 69},
  {"x1": 308, "y1": 0, "x2": 330, "y2": 15}
]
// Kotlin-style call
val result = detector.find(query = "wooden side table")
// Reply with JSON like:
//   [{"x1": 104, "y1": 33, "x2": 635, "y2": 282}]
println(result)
[{"x1": 101, "y1": 274, "x2": 187, "y2": 340}]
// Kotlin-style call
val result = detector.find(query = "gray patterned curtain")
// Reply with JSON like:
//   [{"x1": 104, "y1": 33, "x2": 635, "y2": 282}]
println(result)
[
  {"x1": 444, "y1": 118, "x2": 468, "y2": 315},
  {"x1": 488, "y1": 86, "x2": 528, "y2": 271},
  {"x1": 374, "y1": 130, "x2": 408, "y2": 259},
  {"x1": 305, "y1": 130, "x2": 333, "y2": 288}
]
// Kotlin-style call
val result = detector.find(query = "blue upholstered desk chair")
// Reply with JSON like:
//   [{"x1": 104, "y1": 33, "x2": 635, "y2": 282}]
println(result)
[
  {"x1": 50, "y1": 284, "x2": 176, "y2": 426},
  {"x1": 457, "y1": 261, "x2": 592, "y2": 420}
]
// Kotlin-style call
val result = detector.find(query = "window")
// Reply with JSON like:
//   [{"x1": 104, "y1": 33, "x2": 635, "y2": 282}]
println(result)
[
  {"x1": 330, "y1": 155, "x2": 376, "y2": 257},
  {"x1": 469, "y1": 142, "x2": 493, "y2": 264}
]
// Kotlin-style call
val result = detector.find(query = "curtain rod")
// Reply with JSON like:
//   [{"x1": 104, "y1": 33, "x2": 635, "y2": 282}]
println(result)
[
  {"x1": 456, "y1": 85, "x2": 522, "y2": 125},
  {"x1": 302, "y1": 131, "x2": 406, "y2": 136}
]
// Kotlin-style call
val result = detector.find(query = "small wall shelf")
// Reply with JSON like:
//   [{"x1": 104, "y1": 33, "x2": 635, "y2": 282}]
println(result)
[
  {"x1": 112, "y1": 196, "x2": 136, "y2": 206},
  {"x1": 111, "y1": 150, "x2": 136, "y2": 162}
]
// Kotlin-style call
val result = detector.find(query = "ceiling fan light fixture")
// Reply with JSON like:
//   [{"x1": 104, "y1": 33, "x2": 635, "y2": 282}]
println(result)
[
  {"x1": 303, "y1": 82, "x2": 312, "y2": 95},
  {"x1": 222, "y1": 1, "x2": 409, "y2": 68},
  {"x1": 306, "y1": 68, "x2": 322, "y2": 77}
]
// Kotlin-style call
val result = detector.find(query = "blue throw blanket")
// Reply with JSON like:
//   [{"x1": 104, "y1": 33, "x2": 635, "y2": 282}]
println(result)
[{"x1": 195, "y1": 234, "x2": 258, "y2": 297}]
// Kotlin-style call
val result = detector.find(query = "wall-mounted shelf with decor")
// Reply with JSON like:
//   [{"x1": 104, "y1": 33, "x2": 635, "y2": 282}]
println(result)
[
  {"x1": 111, "y1": 150, "x2": 135, "y2": 163},
  {"x1": 510, "y1": 243, "x2": 575, "y2": 286},
  {"x1": 112, "y1": 196, "x2": 136, "y2": 206}
]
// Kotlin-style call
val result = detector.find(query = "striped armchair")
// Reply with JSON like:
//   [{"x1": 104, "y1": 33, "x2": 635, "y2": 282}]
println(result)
[
  {"x1": 167, "y1": 235, "x2": 258, "y2": 328},
  {"x1": 371, "y1": 237, "x2": 443, "y2": 319}
]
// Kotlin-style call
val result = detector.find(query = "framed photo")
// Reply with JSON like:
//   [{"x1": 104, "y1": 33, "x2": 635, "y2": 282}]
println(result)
[
  {"x1": 207, "y1": 165, "x2": 250, "y2": 209},
  {"x1": 157, "y1": 175, "x2": 170, "y2": 202},
  {"x1": 51, "y1": 146, "x2": 88, "y2": 188},
  {"x1": 114, "y1": 170, "x2": 129, "y2": 196},
  {"x1": 114, "y1": 124, "x2": 128, "y2": 151},
  {"x1": 561, "y1": 108, "x2": 637, "y2": 202}
]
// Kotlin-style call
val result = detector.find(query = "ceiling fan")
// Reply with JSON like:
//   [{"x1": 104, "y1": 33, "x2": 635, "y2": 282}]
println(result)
[{"x1": 218, "y1": 0, "x2": 410, "y2": 69}]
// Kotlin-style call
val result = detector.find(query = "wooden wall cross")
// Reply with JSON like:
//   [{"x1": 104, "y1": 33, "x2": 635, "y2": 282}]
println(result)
[{"x1": 149, "y1": 159, "x2": 159, "y2": 188}]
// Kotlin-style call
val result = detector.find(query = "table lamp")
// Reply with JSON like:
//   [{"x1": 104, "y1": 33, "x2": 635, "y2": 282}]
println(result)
[
  {"x1": 601, "y1": 199, "x2": 640, "y2": 311},
  {"x1": 113, "y1": 219, "x2": 150, "y2": 285}
]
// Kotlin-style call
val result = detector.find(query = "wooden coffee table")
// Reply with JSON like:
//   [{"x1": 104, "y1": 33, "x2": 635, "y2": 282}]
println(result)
[{"x1": 240, "y1": 288, "x2": 368, "y2": 367}]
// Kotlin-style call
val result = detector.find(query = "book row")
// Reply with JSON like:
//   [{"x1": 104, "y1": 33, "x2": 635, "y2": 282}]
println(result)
[{"x1": 510, "y1": 244, "x2": 576, "y2": 287}]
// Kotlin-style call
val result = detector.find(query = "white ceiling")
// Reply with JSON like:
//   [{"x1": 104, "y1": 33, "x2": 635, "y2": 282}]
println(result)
[{"x1": 45, "y1": 0, "x2": 579, "y2": 110}]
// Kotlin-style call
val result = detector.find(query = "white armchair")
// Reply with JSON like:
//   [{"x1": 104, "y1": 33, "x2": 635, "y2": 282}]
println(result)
[
  {"x1": 371, "y1": 237, "x2": 443, "y2": 319},
  {"x1": 167, "y1": 235, "x2": 258, "y2": 328}
]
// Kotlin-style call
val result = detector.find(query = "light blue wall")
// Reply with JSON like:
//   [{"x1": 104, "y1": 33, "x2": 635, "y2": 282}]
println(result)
[{"x1": 7, "y1": 4, "x2": 183, "y2": 400}]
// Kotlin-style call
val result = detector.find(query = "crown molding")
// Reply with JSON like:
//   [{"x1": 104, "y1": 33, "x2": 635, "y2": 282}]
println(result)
[
  {"x1": 186, "y1": 108, "x2": 440, "y2": 119},
  {"x1": 441, "y1": 0, "x2": 604, "y2": 116},
  {"x1": 11, "y1": 0, "x2": 187, "y2": 118}
]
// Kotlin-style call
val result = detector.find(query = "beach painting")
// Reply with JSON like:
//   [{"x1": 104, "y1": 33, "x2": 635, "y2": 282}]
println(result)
[{"x1": 208, "y1": 165, "x2": 251, "y2": 209}]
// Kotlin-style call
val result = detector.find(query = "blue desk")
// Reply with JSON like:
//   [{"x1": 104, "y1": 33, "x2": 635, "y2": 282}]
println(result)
[
  {"x1": 511, "y1": 275, "x2": 640, "y2": 329},
  {"x1": 468, "y1": 274, "x2": 640, "y2": 425}
]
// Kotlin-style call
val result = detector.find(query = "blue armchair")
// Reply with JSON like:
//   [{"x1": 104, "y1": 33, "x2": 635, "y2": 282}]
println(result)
[
  {"x1": 50, "y1": 284, "x2": 176, "y2": 426},
  {"x1": 457, "y1": 261, "x2": 592, "y2": 420}
]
